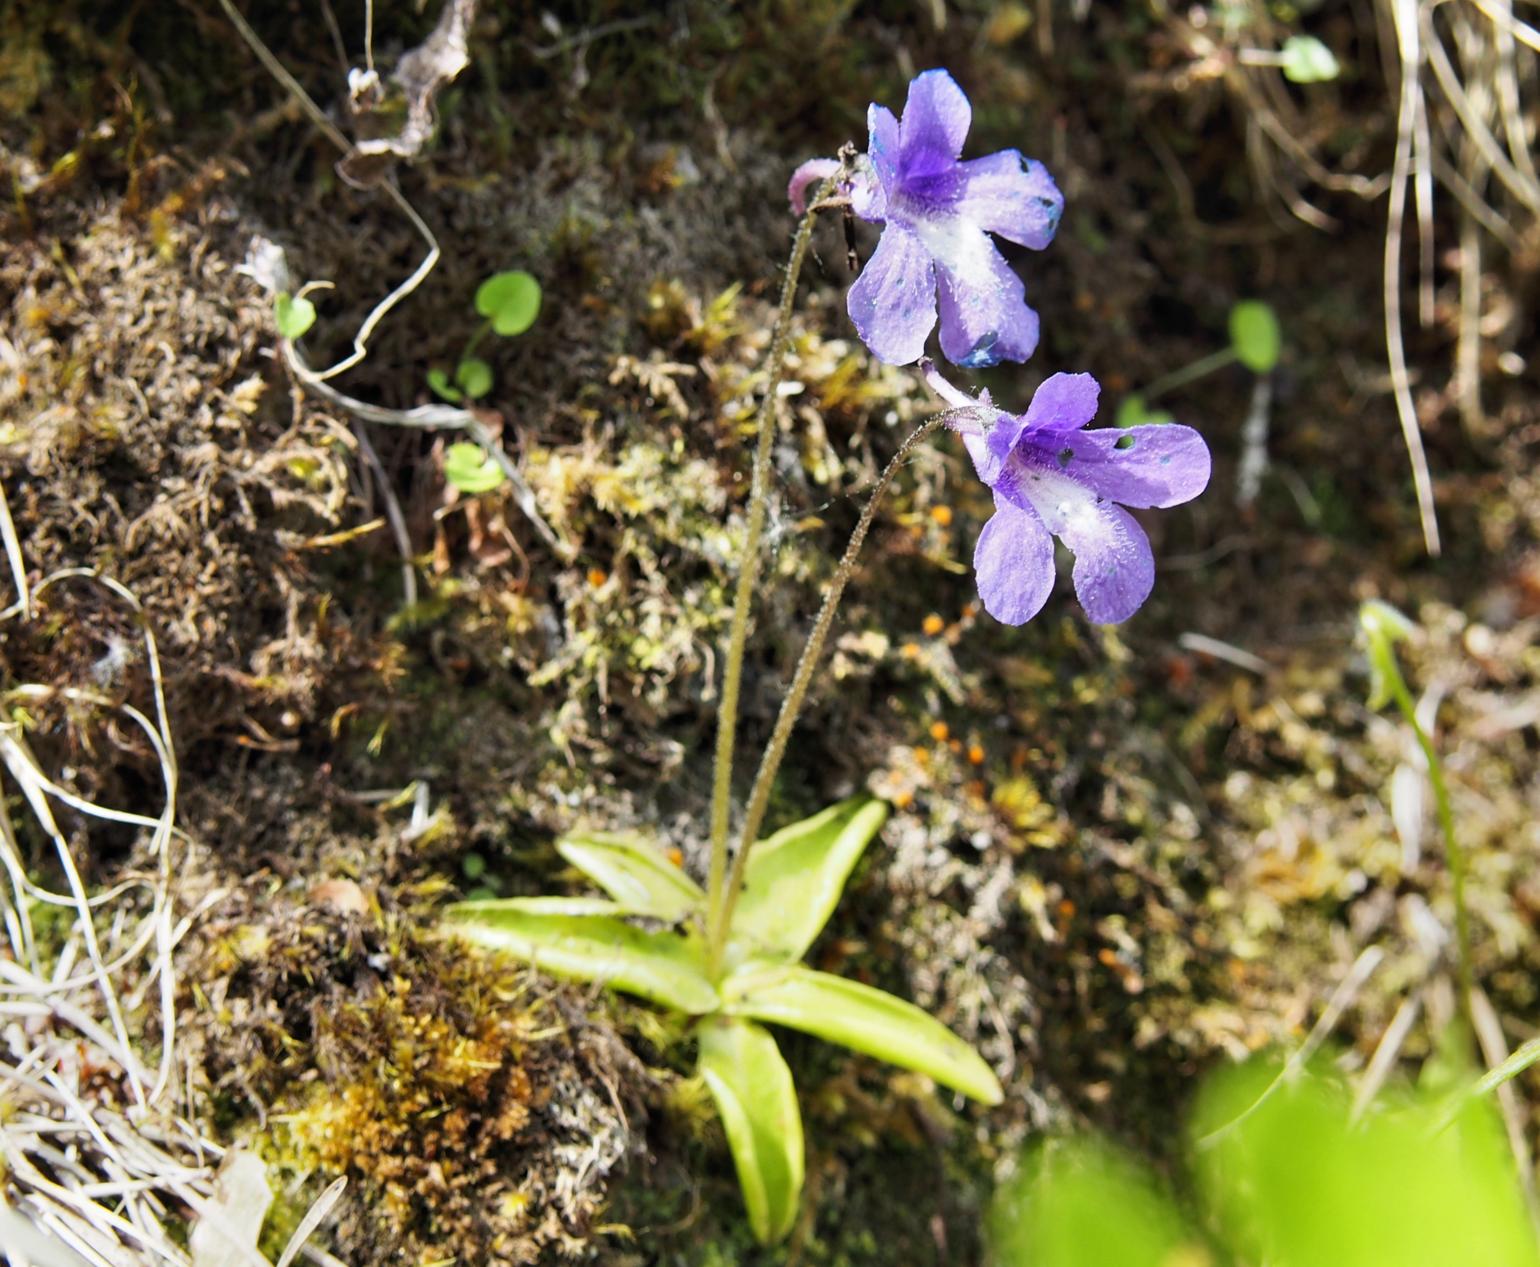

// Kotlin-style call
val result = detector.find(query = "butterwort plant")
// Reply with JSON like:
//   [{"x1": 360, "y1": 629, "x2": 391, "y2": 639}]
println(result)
[{"x1": 446, "y1": 68, "x2": 1210, "y2": 1243}]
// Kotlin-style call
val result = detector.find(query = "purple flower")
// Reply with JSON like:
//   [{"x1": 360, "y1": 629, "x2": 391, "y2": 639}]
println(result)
[
  {"x1": 791, "y1": 69, "x2": 1063, "y2": 368},
  {"x1": 924, "y1": 363, "x2": 1211, "y2": 625}
]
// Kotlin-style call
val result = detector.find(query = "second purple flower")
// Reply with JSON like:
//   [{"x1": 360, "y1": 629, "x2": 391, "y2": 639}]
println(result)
[{"x1": 925, "y1": 363, "x2": 1211, "y2": 626}]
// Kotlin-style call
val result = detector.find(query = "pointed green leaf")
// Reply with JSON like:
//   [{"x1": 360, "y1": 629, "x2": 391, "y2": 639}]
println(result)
[
  {"x1": 459, "y1": 895, "x2": 633, "y2": 917},
  {"x1": 475, "y1": 270, "x2": 542, "y2": 336},
  {"x1": 697, "y1": 1017, "x2": 804, "y2": 1245},
  {"x1": 1359, "y1": 599, "x2": 1416, "y2": 710},
  {"x1": 723, "y1": 964, "x2": 1003, "y2": 1105},
  {"x1": 727, "y1": 798, "x2": 888, "y2": 965},
  {"x1": 557, "y1": 832, "x2": 705, "y2": 923},
  {"x1": 445, "y1": 900, "x2": 719, "y2": 1013},
  {"x1": 1229, "y1": 300, "x2": 1281, "y2": 374},
  {"x1": 1472, "y1": 1036, "x2": 1540, "y2": 1098}
]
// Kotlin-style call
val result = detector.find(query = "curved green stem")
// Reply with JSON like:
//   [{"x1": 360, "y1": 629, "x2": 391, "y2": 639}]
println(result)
[
  {"x1": 461, "y1": 318, "x2": 493, "y2": 361},
  {"x1": 704, "y1": 184, "x2": 834, "y2": 959},
  {"x1": 1142, "y1": 346, "x2": 1238, "y2": 400},
  {"x1": 708, "y1": 413, "x2": 948, "y2": 971}
]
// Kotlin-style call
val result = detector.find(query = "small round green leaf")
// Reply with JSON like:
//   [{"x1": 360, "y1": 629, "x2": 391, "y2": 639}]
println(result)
[
  {"x1": 475, "y1": 270, "x2": 542, "y2": 336},
  {"x1": 443, "y1": 442, "x2": 506, "y2": 495},
  {"x1": 1229, "y1": 300, "x2": 1282, "y2": 374},
  {"x1": 455, "y1": 357, "x2": 493, "y2": 399},
  {"x1": 426, "y1": 367, "x2": 463, "y2": 403},
  {"x1": 1280, "y1": 35, "x2": 1341, "y2": 84},
  {"x1": 274, "y1": 292, "x2": 316, "y2": 340}
]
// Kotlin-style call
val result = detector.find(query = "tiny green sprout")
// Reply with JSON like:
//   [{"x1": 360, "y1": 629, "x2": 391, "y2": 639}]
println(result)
[
  {"x1": 274, "y1": 291, "x2": 317, "y2": 340},
  {"x1": 443, "y1": 442, "x2": 506, "y2": 495},
  {"x1": 426, "y1": 367, "x2": 462, "y2": 403},
  {"x1": 1358, "y1": 599, "x2": 1415, "y2": 710},
  {"x1": 1122, "y1": 300, "x2": 1280, "y2": 418},
  {"x1": 460, "y1": 851, "x2": 487, "y2": 881},
  {"x1": 425, "y1": 271, "x2": 543, "y2": 403},
  {"x1": 1280, "y1": 35, "x2": 1341, "y2": 84},
  {"x1": 1228, "y1": 300, "x2": 1281, "y2": 374},
  {"x1": 475, "y1": 270, "x2": 542, "y2": 336}
]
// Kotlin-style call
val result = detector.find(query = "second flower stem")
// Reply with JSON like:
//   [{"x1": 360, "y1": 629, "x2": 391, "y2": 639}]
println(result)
[{"x1": 708, "y1": 413, "x2": 947, "y2": 968}]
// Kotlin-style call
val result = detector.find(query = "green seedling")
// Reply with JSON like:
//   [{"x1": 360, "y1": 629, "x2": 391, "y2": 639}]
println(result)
[
  {"x1": 442, "y1": 442, "x2": 505, "y2": 495},
  {"x1": 427, "y1": 269, "x2": 543, "y2": 404},
  {"x1": 274, "y1": 291, "x2": 317, "y2": 340},
  {"x1": 1239, "y1": 34, "x2": 1342, "y2": 84},
  {"x1": 1117, "y1": 299, "x2": 1280, "y2": 426},
  {"x1": 446, "y1": 798, "x2": 1001, "y2": 1244}
]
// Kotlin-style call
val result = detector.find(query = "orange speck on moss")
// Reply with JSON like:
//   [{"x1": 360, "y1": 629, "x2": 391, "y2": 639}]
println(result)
[
  {"x1": 930, "y1": 505, "x2": 953, "y2": 526},
  {"x1": 929, "y1": 721, "x2": 949, "y2": 743},
  {"x1": 922, "y1": 613, "x2": 945, "y2": 636},
  {"x1": 586, "y1": 568, "x2": 607, "y2": 587},
  {"x1": 967, "y1": 743, "x2": 985, "y2": 765}
]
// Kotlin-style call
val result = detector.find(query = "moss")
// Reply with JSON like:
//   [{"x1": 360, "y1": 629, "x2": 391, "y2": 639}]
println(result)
[{"x1": 190, "y1": 891, "x2": 642, "y2": 1264}]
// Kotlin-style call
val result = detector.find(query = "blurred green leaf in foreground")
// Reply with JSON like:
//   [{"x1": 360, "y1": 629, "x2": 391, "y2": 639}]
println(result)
[{"x1": 995, "y1": 1056, "x2": 1540, "y2": 1267}]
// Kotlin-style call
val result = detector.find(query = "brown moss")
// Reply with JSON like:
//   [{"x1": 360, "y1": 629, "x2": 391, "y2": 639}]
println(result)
[{"x1": 190, "y1": 886, "x2": 647, "y2": 1264}]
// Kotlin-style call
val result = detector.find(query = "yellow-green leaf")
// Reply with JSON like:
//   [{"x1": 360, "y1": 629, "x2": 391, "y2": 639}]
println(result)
[
  {"x1": 1229, "y1": 300, "x2": 1281, "y2": 374},
  {"x1": 443, "y1": 443, "x2": 506, "y2": 495},
  {"x1": 445, "y1": 899, "x2": 719, "y2": 1013},
  {"x1": 723, "y1": 964, "x2": 1003, "y2": 1105},
  {"x1": 274, "y1": 292, "x2": 316, "y2": 340},
  {"x1": 697, "y1": 1016, "x2": 804, "y2": 1244},
  {"x1": 727, "y1": 798, "x2": 888, "y2": 965},
  {"x1": 557, "y1": 831, "x2": 705, "y2": 923}
]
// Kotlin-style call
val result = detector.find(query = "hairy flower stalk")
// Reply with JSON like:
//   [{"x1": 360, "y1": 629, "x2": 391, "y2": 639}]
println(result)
[
  {"x1": 705, "y1": 174, "x2": 840, "y2": 961},
  {"x1": 708, "y1": 413, "x2": 948, "y2": 971}
]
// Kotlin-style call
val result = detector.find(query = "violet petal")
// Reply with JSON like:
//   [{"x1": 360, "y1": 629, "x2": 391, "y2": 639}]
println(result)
[
  {"x1": 1042, "y1": 424, "x2": 1212, "y2": 509},
  {"x1": 899, "y1": 69, "x2": 971, "y2": 168},
  {"x1": 929, "y1": 224, "x2": 1039, "y2": 366},
  {"x1": 956, "y1": 150, "x2": 1063, "y2": 249},
  {"x1": 973, "y1": 497, "x2": 1057, "y2": 626},
  {"x1": 1023, "y1": 372, "x2": 1102, "y2": 434},
  {"x1": 1009, "y1": 462, "x2": 1156, "y2": 623},
  {"x1": 846, "y1": 224, "x2": 937, "y2": 365}
]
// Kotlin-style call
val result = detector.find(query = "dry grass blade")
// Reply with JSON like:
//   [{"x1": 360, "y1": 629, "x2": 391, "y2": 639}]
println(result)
[{"x1": 0, "y1": 485, "x2": 347, "y2": 1265}]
